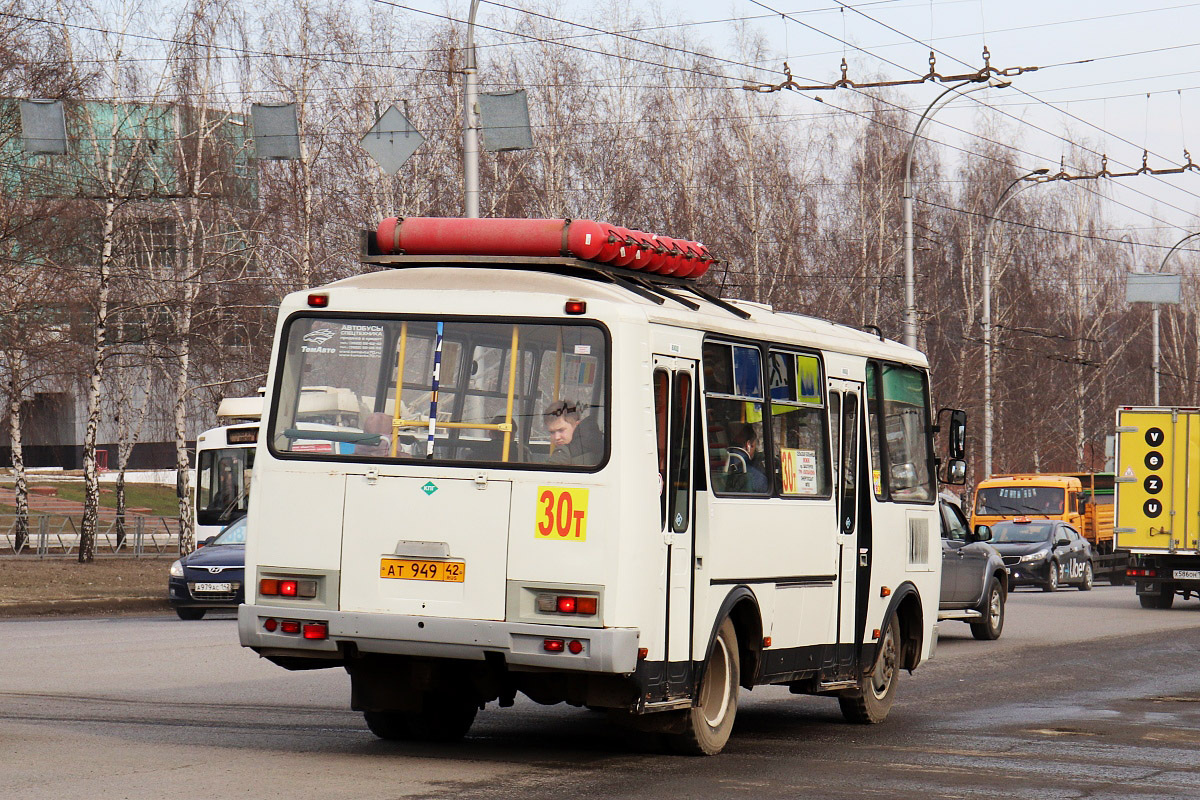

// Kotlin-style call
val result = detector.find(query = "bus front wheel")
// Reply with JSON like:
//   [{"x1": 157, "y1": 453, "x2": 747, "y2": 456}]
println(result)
[
  {"x1": 669, "y1": 618, "x2": 740, "y2": 756},
  {"x1": 839, "y1": 616, "x2": 899, "y2": 724}
]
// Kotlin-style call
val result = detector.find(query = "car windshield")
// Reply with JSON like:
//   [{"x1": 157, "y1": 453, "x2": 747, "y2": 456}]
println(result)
[
  {"x1": 990, "y1": 522, "x2": 1054, "y2": 544},
  {"x1": 211, "y1": 516, "x2": 247, "y2": 545},
  {"x1": 976, "y1": 486, "x2": 1064, "y2": 515}
]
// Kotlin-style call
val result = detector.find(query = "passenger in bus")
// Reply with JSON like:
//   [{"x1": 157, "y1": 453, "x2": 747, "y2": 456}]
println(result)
[
  {"x1": 726, "y1": 423, "x2": 768, "y2": 493},
  {"x1": 355, "y1": 412, "x2": 393, "y2": 457},
  {"x1": 544, "y1": 400, "x2": 602, "y2": 466}
]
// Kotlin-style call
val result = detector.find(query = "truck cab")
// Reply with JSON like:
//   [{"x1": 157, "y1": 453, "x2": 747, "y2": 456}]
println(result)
[{"x1": 971, "y1": 474, "x2": 1083, "y2": 531}]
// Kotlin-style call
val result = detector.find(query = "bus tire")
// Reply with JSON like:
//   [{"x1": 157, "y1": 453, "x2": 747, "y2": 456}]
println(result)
[
  {"x1": 363, "y1": 710, "x2": 414, "y2": 741},
  {"x1": 364, "y1": 696, "x2": 478, "y2": 743},
  {"x1": 839, "y1": 616, "x2": 899, "y2": 724},
  {"x1": 669, "y1": 618, "x2": 740, "y2": 756}
]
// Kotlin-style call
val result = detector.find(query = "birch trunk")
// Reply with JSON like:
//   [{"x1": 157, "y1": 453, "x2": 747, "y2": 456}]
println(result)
[
  {"x1": 7, "y1": 357, "x2": 28, "y2": 552},
  {"x1": 79, "y1": 193, "x2": 115, "y2": 563}
]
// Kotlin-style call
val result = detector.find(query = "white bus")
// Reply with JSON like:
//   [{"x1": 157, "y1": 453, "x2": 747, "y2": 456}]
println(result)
[
  {"x1": 194, "y1": 396, "x2": 262, "y2": 542},
  {"x1": 238, "y1": 218, "x2": 966, "y2": 755}
]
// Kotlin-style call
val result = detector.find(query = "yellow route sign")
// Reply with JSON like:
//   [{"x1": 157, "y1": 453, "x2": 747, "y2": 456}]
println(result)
[{"x1": 1115, "y1": 408, "x2": 1200, "y2": 551}]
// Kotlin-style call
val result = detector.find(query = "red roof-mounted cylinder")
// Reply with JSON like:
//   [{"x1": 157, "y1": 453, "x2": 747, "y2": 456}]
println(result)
[
  {"x1": 656, "y1": 237, "x2": 684, "y2": 276},
  {"x1": 626, "y1": 230, "x2": 656, "y2": 272},
  {"x1": 607, "y1": 227, "x2": 638, "y2": 267},
  {"x1": 377, "y1": 217, "x2": 569, "y2": 257},
  {"x1": 374, "y1": 216, "x2": 714, "y2": 280},
  {"x1": 565, "y1": 219, "x2": 606, "y2": 261}
]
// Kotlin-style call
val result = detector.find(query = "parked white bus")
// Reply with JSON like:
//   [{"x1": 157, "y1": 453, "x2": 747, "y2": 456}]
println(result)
[{"x1": 238, "y1": 218, "x2": 966, "y2": 755}]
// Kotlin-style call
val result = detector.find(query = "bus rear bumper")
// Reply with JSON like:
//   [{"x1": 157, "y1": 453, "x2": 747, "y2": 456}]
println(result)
[{"x1": 238, "y1": 604, "x2": 641, "y2": 674}]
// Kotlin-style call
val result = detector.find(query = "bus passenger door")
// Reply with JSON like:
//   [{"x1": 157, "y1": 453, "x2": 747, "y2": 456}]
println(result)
[
  {"x1": 653, "y1": 357, "x2": 697, "y2": 692},
  {"x1": 828, "y1": 380, "x2": 862, "y2": 670}
]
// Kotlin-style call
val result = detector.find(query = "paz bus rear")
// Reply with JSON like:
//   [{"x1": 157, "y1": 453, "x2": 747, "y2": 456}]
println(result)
[{"x1": 239, "y1": 217, "x2": 965, "y2": 754}]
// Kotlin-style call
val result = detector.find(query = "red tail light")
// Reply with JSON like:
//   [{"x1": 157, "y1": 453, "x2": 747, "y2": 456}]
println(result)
[
  {"x1": 280, "y1": 620, "x2": 301, "y2": 634},
  {"x1": 537, "y1": 592, "x2": 597, "y2": 615},
  {"x1": 263, "y1": 618, "x2": 278, "y2": 632},
  {"x1": 308, "y1": 293, "x2": 329, "y2": 308},
  {"x1": 567, "y1": 640, "x2": 583, "y2": 654},
  {"x1": 302, "y1": 622, "x2": 328, "y2": 640},
  {"x1": 1127, "y1": 568, "x2": 1157, "y2": 578},
  {"x1": 280, "y1": 580, "x2": 298, "y2": 597},
  {"x1": 543, "y1": 638, "x2": 564, "y2": 652}
]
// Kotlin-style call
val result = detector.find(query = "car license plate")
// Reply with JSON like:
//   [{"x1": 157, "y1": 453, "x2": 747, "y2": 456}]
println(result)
[
  {"x1": 1173, "y1": 570, "x2": 1200, "y2": 580},
  {"x1": 380, "y1": 558, "x2": 465, "y2": 582},
  {"x1": 194, "y1": 582, "x2": 233, "y2": 592}
]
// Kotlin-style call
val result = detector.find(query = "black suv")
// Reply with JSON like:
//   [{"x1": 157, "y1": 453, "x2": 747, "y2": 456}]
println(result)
[{"x1": 938, "y1": 497, "x2": 1008, "y2": 640}]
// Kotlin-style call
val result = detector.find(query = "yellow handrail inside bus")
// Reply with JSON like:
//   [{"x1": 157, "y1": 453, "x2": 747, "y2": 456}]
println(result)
[
  {"x1": 554, "y1": 328, "x2": 562, "y2": 402},
  {"x1": 549, "y1": 328, "x2": 562, "y2": 457},
  {"x1": 390, "y1": 322, "x2": 408, "y2": 457},
  {"x1": 502, "y1": 324, "x2": 519, "y2": 462}
]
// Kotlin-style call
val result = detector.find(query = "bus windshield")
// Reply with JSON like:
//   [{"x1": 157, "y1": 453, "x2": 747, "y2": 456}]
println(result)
[
  {"x1": 197, "y1": 447, "x2": 254, "y2": 527},
  {"x1": 975, "y1": 486, "x2": 1064, "y2": 516},
  {"x1": 270, "y1": 317, "x2": 608, "y2": 468}
]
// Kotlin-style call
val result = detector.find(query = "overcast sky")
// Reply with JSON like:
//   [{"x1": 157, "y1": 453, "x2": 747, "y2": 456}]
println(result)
[{"x1": 377, "y1": 1, "x2": 1198, "y2": 256}]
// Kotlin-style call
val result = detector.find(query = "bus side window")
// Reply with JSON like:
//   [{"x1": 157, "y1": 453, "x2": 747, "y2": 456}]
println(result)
[
  {"x1": 703, "y1": 341, "x2": 768, "y2": 496},
  {"x1": 653, "y1": 370, "x2": 669, "y2": 528},
  {"x1": 769, "y1": 351, "x2": 830, "y2": 498}
]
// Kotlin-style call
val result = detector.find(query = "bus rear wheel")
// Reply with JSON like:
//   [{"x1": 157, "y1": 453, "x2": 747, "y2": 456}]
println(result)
[
  {"x1": 839, "y1": 617, "x2": 899, "y2": 724},
  {"x1": 363, "y1": 695, "x2": 478, "y2": 743},
  {"x1": 669, "y1": 618, "x2": 740, "y2": 756}
]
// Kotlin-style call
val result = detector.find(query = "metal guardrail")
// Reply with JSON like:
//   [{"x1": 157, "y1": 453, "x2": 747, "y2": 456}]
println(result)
[{"x1": 0, "y1": 514, "x2": 181, "y2": 557}]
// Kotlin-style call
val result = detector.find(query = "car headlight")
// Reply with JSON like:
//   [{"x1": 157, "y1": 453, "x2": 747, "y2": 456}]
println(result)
[
  {"x1": 169, "y1": 559, "x2": 184, "y2": 578},
  {"x1": 1020, "y1": 549, "x2": 1049, "y2": 563}
]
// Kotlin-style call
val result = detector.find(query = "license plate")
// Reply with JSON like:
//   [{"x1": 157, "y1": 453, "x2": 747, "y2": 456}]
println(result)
[
  {"x1": 194, "y1": 582, "x2": 233, "y2": 592},
  {"x1": 380, "y1": 558, "x2": 465, "y2": 582},
  {"x1": 1173, "y1": 570, "x2": 1200, "y2": 580}
]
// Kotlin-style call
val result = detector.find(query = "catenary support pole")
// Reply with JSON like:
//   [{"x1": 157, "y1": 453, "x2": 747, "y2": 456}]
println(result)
[{"x1": 463, "y1": 0, "x2": 481, "y2": 218}]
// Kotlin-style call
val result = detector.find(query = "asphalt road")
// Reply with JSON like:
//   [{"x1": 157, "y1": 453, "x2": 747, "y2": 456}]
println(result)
[{"x1": 2, "y1": 585, "x2": 1199, "y2": 799}]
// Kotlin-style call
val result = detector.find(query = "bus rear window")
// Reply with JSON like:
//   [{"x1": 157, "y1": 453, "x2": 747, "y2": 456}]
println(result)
[{"x1": 269, "y1": 317, "x2": 608, "y2": 469}]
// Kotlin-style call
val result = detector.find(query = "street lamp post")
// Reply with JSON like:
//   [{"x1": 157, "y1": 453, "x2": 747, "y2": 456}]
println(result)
[
  {"x1": 1155, "y1": 230, "x2": 1200, "y2": 404},
  {"x1": 903, "y1": 79, "x2": 1009, "y2": 349},
  {"x1": 463, "y1": 0, "x2": 481, "y2": 218},
  {"x1": 982, "y1": 168, "x2": 1049, "y2": 477}
]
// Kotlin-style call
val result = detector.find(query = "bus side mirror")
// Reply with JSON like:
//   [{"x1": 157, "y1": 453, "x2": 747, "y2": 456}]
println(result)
[
  {"x1": 945, "y1": 458, "x2": 967, "y2": 486},
  {"x1": 947, "y1": 409, "x2": 966, "y2": 460}
]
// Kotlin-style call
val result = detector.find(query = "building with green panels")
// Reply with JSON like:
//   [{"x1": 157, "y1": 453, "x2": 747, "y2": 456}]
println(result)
[{"x1": 0, "y1": 97, "x2": 262, "y2": 470}]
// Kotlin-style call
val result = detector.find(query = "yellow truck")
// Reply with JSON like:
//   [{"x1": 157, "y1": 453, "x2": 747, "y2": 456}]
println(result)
[
  {"x1": 970, "y1": 472, "x2": 1125, "y2": 583},
  {"x1": 1114, "y1": 406, "x2": 1200, "y2": 608}
]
